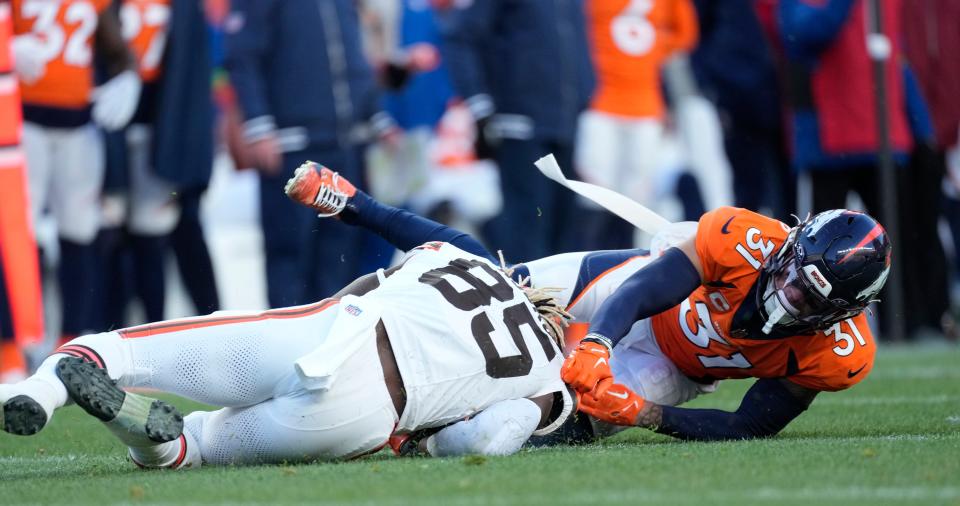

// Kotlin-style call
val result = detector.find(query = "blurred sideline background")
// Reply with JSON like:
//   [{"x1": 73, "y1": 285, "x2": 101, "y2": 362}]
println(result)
[{"x1": 1, "y1": 0, "x2": 958, "y2": 380}]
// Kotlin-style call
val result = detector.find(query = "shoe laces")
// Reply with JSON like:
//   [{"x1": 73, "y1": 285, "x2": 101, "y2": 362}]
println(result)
[{"x1": 313, "y1": 172, "x2": 348, "y2": 218}]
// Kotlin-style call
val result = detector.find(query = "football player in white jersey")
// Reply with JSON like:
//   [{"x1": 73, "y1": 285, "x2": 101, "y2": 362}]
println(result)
[
  {"x1": 1, "y1": 196, "x2": 574, "y2": 467},
  {"x1": 282, "y1": 161, "x2": 890, "y2": 446}
]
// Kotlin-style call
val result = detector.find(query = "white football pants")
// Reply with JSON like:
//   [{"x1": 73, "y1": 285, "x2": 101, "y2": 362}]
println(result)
[
  {"x1": 23, "y1": 122, "x2": 104, "y2": 244},
  {"x1": 55, "y1": 300, "x2": 398, "y2": 465},
  {"x1": 123, "y1": 124, "x2": 180, "y2": 236},
  {"x1": 574, "y1": 110, "x2": 665, "y2": 211}
]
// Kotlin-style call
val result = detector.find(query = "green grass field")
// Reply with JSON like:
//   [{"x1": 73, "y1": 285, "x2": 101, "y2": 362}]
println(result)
[{"x1": 2, "y1": 344, "x2": 959, "y2": 506}]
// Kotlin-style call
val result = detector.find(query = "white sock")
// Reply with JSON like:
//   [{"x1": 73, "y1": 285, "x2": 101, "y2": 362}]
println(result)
[
  {"x1": 4, "y1": 354, "x2": 71, "y2": 419},
  {"x1": 129, "y1": 429, "x2": 201, "y2": 469}
]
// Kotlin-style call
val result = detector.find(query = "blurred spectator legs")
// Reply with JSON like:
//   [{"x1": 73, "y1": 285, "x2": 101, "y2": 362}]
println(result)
[
  {"x1": 901, "y1": 145, "x2": 951, "y2": 337},
  {"x1": 23, "y1": 122, "x2": 105, "y2": 344},
  {"x1": 483, "y1": 139, "x2": 578, "y2": 263},
  {"x1": 259, "y1": 147, "x2": 366, "y2": 308},
  {"x1": 171, "y1": 187, "x2": 220, "y2": 315},
  {"x1": 810, "y1": 158, "x2": 950, "y2": 339},
  {"x1": 725, "y1": 123, "x2": 795, "y2": 222},
  {"x1": 575, "y1": 111, "x2": 663, "y2": 250}
]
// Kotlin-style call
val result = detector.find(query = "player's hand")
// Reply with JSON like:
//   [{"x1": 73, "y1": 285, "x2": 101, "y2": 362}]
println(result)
[
  {"x1": 11, "y1": 35, "x2": 48, "y2": 84},
  {"x1": 405, "y1": 43, "x2": 440, "y2": 73},
  {"x1": 578, "y1": 379, "x2": 645, "y2": 426},
  {"x1": 92, "y1": 70, "x2": 142, "y2": 132},
  {"x1": 247, "y1": 134, "x2": 283, "y2": 175},
  {"x1": 561, "y1": 339, "x2": 613, "y2": 394}
]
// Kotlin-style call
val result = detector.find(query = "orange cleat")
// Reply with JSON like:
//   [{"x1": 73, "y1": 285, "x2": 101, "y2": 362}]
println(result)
[{"x1": 284, "y1": 161, "x2": 357, "y2": 217}]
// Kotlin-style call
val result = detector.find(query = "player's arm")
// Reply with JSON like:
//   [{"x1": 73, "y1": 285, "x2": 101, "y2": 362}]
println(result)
[
  {"x1": 339, "y1": 189, "x2": 497, "y2": 263},
  {"x1": 562, "y1": 238, "x2": 703, "y2": 393},
  {"x1": 580, "y1": 378, "x2": 817, "y2": 441},
  {"x1": 91, "y1": 5, "x2": 141, "y2": 131},
  {"x1": 224, "y1": 0, "x2": 284, "y2": 172}
]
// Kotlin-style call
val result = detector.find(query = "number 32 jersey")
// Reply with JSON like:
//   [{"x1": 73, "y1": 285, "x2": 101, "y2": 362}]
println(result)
[
  {"x1": 13, "y1": 0, "x2": 111, "y2": 109},
  {"x1": 368, "y1": 242, "x2": 572, "y2": 434},
  {"x1": 651, "y1": 207, "x2": 876, "y2": 392}
]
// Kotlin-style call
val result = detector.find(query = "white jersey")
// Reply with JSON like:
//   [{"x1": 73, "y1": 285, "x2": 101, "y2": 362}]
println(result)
[{"x1": 366, "y1": 242, "x2": 572, "y2": 435}]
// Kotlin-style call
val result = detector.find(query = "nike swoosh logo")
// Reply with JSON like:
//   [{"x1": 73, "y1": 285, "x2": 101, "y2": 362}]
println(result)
[
  {"x1": 847, "y1": 364, "x2": 867, "y2": 378},
  {"x1": 594, "y1": 358, "x2": 608, "y2": 368},
  {"x1": 721, "y1": 216, "x2": 735, "y2": 234},
  {"x1": 608, "y1": 390, "x2": 629, "y2": 399}
]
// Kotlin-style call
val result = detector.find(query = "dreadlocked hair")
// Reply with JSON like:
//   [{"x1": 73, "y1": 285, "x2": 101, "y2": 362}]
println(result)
[{"x1": 497, "y1": 250, "x2": 572, "y2": 348}]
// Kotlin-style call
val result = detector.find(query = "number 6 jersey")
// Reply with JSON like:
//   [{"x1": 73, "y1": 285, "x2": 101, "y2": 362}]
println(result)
[
  {"x1": 367, "y1": 242, "x2": 572, "y2": 434},
  {"x1": 651, "y1": 207, "x2": 876, "y2": 392}
]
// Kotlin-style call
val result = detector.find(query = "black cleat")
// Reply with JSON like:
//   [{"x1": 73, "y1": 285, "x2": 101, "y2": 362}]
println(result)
[
  {"x1": 2, "y1": 395, "x2": 48, "y2": 436},
  {"x1": 56, "y1": 357, "x2": 183, "y2": 444}
]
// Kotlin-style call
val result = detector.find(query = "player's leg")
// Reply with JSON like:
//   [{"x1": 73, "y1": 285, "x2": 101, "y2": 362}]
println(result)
[
  {"x1": 77, "y1": 323, "x2": 396, "y2": 469},
  {"x1": 260, "y1": 166, "x2": 316, "y2": 308},
  {"x1": 51, "y1": 124, "x2": 106, "y2": 341},
  {"x1": 188, "y1": 329, "x2": 396, "y2": 467},
  {"x1": 21, "y1": 122, "x2": 52, "y2": 244},
  {"x1": 574, "y1": 111, "x2": 631, "y2": 251},
  {"x1": 170, "y1": 187, "x2": 220, "y2": 314},
  {"x1": 126, "y1": 124, "x2": 180, "y2": 322},
  {"x1": 1, "y1": 299, "x2": 340, "y2": 435}
]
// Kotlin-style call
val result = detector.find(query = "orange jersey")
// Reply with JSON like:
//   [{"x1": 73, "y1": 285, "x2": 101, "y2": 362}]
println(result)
[
  {"x1": 13, "y1": 0, "x2": 110, "y2": 109},
  {"x1": 120, "y1": 0, "x2": 170, "y2": 83},
  {"x1": 587, "y1": 0, "x2": 698, "y2": 118},
  {"x1": 651, "y1": 207, "x2": 876, "y2": 392}
]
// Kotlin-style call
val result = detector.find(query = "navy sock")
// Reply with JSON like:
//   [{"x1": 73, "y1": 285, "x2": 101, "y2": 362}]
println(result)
[{"x1": 58, "y1": 238, "x2": 100, "y2": 335}]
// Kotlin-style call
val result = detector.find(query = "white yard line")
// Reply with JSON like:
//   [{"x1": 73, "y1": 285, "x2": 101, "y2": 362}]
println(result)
[
  {"x1": 868, "y1": 366, "x2": 960, "y2": 380},
  {"x1": 111, "y1": 486, "x2": 960, "y2": 506},
  {"x1": 815, "y1": 394, "x2": 960, "y2": 406}
]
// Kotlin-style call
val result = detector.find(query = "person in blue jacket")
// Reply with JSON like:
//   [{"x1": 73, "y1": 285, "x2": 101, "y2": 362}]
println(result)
[
  {"x1": 778, "y1": 0, "x2": 948, "y2": 337},
  {"x1": 225, "y1": 0, "x2": 396, "y2": 307},
  {"x1": 438, "y1": 0, "x2": 594, "y2": 261}
]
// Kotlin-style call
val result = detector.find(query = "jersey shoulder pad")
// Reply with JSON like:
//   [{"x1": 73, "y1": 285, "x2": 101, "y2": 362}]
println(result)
[
  {"x1": 789, "y1": 314, "x2": 876, "y2": 392},
  {"x1": 695, "y1": 207, "x2": 789, "y2": 282}
]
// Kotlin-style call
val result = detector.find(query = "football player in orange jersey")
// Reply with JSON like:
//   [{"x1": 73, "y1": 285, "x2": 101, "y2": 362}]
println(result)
[
  {"x1": 563, "y1": 207, "x2": 890, "y2": 439},
  {"x1": 576, "y1": 0, "x2": 697, "y2": 249},
  {"x1": 285, "y1": 164, "x2": 891, "y2": 442},
  {"x1": 11, "y1": 0, "x2": 139, "y2": 343}
]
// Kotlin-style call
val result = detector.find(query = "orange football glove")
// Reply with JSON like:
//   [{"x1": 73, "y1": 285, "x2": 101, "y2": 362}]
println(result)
[
  {"x1": 578, "y1": 379, "x2": 645, "y2": 426},
  {"x1": 561, "y1": 339, "x2": 613, "y2": 394}
]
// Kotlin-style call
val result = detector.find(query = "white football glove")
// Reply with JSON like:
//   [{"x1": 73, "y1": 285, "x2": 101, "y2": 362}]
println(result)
[
  {"x1": 92, "y1": 70, "x2": 142, "y2": 132},
  {"x1": 11, "y1": 35, "x2": 49, "y2": 84}
]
